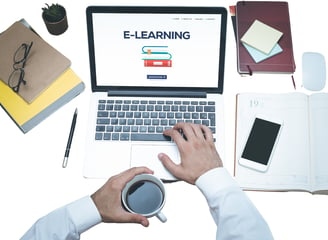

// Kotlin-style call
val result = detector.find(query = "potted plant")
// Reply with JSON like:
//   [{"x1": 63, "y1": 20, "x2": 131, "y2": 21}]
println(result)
[{"x1": 42, "y1": 3, "x2": 68, "y2": 35}]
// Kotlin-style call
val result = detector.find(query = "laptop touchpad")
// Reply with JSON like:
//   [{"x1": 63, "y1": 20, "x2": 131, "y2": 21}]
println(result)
[{"x1": 130, "y1": 144, "x2": 180, "y2": 180}]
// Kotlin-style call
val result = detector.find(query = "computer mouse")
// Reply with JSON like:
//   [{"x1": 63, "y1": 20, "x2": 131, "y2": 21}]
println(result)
[{"x1": 302, "y1": 52, "x2": 326, "y2": 91}]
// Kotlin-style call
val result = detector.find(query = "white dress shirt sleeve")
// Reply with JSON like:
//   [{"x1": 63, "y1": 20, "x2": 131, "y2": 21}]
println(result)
[
  {"x1": 20, "y1": 196, "x2": 102, "y2": 240},
  {"x1": 196, "y1": 167, "x2": 274, "y2": 240},
  {"x1": 21, "y1": 168, "x2": 274, "y2": 240}
]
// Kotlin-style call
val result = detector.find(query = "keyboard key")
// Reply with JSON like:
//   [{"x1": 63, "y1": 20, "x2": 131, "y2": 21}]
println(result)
[
  {"x1": 140, "y1": 126, "x2": 147, "y2": 132},
  {"x1": 136, "y1": 119, "x2": 143, "y2": 125},
  {"x1": 112, "y1": 133, "x2": 119, "y2": 140},
  {"x1": 169, "y1": 119, "x2": 176, "y2": 125},
  {"x1": 106, "y1": 104, "x2": 113, "y2": 111},
  {"x1": 127, "y1": 119, "x2": 135, "y2": 125},
  {"x1": 184, "y1": 113, "x2": 191, "y2": 119},
  {"x1": 192, "y1": 113, "x2": 199, "y2": 119},
  {"x1": 97, "y1": 118, "x2": 110, "y2": 124},
  {"x1": 131, "y1": 134, "x2": 171, "y2": 141},
  {"x1": 134, "y1": 112, "x2": 141, "y2": 118},
  {"x1": 97, "y1": 111, "x2": 108, "y2": 117},
  {"x1": 96, "y1": 125, "x2": 105, "y2": 132},
  {"x1": 204, "y1": 106, "x2": 215, "y2": 112},
  {"x1": 111, "y1": 119, "x2": 118, "y2": 125},
  {"x1": 126, "y1": 112, "x2": 133, "y2": 118},
  {"x1": 208, "y1": 113, "x2": 215, "y2": 126},
  {"x1": 156, "y1": 126, "x2": 164, "y2": 133},
  {"x1": 144, "y1": 119, "x2": 151, "y2": 125},
  {"x1": 118, "y1": 112, "x2": 125, "y2": 118},
  {"x1": 114, "y1": 126, "x2": 122, "y2": 132},
  {"x1": 106, "y1": 126, "x2": 114, "y2": 132},
  {"x1": 200, "y1": 113, "x2": 207, "y2": 119},
  {"x1": 202, "y1": 120, "x2": 210, "y2": 126},
  {"x1": 123, "y1": 126, "x2": 130, "y2": 132},
  {"x1": 161, "y1": 119, "x2": 168, "y2": 125},
  {"x1": 159, "y1": 112, "x2": 166, "y2": 118},
  {"x1": 120, "y1": 133, "x2": 130, "y2": 141},
  {"x1": 98, "y1": 104, "x2": 105, "y2": 110},
  {"x1": 188, "y1": 106, "x2": 195, "y2": 112},
  {"x1": 95, "y1": 132, "x2": 103, "y2": 140},
  {"x1": 196, "y1": 106, "x2": 203, "y2": 112},
  {"x1": 148, "y1": 126, "x2": 155, "y2": 132},
  {"x1": 104, "y1": 133, "x2": 111, "y2": 140}
]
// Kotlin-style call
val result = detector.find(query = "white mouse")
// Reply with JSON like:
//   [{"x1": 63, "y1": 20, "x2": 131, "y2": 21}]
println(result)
[{"x1": 302, "y1": 52, "x2": 326, "y2": 91}]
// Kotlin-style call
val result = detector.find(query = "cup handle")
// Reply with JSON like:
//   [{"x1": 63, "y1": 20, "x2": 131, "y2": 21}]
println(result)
[{"x1": 156, "y1": 211, "x2": 167, "y2": 223}]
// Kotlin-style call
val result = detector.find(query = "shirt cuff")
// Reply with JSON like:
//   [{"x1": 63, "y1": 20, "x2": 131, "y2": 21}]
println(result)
[
  {"x1": 195, "y1": 168, "x2": 240, "y2": 199},
  {"x1": 67, "y1": 196, "x2": 102, "y2": 234}
]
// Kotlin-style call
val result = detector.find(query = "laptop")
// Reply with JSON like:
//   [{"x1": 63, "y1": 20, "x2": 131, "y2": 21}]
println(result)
[{"x1": 84, "y1": 6, "x2": 227, "y2": 180}]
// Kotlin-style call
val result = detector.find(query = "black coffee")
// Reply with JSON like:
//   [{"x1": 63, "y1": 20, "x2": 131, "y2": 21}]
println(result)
[{"x1": 126, "y1": 180, "x2": 163, "y2": 214}]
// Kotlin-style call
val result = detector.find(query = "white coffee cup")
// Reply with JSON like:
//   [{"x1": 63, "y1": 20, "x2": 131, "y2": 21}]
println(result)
[{"x1": 121, "y1": 174, "x2": 167, "y2": 222}]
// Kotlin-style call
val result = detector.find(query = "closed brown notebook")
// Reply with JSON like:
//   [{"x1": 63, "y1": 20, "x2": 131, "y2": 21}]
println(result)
[
  {"x1": 0, "y1": 21, "x2": 71, "y2": 103},
  {"x1": 236, "y1": 1, "x2": 296, "y2": 74}
]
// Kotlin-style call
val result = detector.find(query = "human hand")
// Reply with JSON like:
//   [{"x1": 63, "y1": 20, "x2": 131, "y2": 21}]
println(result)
[
  {"x1": 158, "y1": 123, "x2": 223, "y2": 184},
  {"x1": 91, "y1": 167, "x2": 154, "y2": 227}
]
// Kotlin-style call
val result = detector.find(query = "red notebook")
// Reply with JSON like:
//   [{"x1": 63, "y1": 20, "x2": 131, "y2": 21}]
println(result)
[{"x1": 235, "y1": 1, "x2": 296, "y2": 75}]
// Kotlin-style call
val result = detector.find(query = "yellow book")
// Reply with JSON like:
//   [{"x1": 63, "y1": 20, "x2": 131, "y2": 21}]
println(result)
[{"x1": 0, "y1": 68, "x2": 85, "y2": 133}]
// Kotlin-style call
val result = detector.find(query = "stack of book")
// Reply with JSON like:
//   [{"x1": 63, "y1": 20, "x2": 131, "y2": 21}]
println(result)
[
  {"x1": 230, "y1": 1, "x2": 296, "y2": 75},
  {"x1": 0, "y1": 20, "x2": 85, "y2": 133},
  {"x1": 142, "y1": 46, "x2": 172, "y2": 68}
]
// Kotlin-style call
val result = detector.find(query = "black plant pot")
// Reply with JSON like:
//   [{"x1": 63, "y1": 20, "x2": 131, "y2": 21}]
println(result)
[{"x1": 42, "y1": 5, "x2": 68, "y2": 35}]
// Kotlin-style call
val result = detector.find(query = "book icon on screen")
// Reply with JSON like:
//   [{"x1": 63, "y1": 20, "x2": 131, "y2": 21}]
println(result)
[{"x1": 142, "y1": 46, "x2": 172, "y2": 67}]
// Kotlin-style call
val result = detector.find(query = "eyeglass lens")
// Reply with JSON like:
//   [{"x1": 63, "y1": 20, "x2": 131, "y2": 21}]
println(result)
[
  {"x1": 14, "y1": 43, "x2": 31, "y2": 68},
  {"x1": 8, "y1": 42, "x2": 33, "y2": 93},
  {"x1": 8, "y1": 69, "x2": 26, "y2": 91}
]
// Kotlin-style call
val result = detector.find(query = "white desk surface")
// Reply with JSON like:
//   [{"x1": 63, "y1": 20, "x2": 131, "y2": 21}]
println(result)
[{"x1": 1, "y1": 0, "x2": 327, "y2": 239}]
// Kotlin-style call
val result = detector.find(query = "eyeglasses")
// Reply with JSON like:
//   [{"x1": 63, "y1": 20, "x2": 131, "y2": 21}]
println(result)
[{"x1": 7, "y1": 41, "x2": 33, "y2": 93}]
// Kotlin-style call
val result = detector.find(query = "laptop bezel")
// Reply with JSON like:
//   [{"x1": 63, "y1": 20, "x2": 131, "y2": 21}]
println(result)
[{"x1": 86, "y1": 6, "x2": 227, "y2": 94}]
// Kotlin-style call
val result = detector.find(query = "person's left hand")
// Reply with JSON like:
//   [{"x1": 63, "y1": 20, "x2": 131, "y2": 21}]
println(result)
[{"x1": 91, "y1": 167, "x2": 154, "y2": 227}]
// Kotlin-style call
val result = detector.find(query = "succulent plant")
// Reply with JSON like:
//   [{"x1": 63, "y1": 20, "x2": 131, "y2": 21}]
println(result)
[{"x1": 42, "y1": 3, "x2": 66, "y2": 22}]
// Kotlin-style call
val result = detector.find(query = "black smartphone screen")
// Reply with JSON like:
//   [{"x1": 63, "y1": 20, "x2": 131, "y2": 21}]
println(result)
[{"x1": 241, "y1": 118, "x2": 281, "y2": 165}]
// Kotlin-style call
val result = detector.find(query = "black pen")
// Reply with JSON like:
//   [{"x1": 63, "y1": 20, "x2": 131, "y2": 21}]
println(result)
[{"x1": 62, "y1": 108, "x2": 78, "y2": 168}]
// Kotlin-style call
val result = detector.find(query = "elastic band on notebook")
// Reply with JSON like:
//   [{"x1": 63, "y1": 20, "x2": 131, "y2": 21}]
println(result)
[
  {"x1": 246, "y1": 65, "x2": 253, "y2": 76},
  {"x1": 291, "y1": 75, "x2": 296, "y2": 89}
]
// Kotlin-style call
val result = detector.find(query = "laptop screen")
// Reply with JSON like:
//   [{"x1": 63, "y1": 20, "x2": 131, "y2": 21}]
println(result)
[{"x1": 87, "y1": 7, "x2": 227, "y2": 93}]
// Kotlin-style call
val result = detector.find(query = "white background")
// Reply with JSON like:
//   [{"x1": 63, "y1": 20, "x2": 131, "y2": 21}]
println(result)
[{"x1": 0, "y1": 0, "x2": 327, "y2": 239}]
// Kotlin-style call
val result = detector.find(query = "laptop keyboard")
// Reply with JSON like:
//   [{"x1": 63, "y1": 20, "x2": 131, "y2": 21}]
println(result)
[{"x1": 95, "y1": 99, "x2": 216, "y2": 141}]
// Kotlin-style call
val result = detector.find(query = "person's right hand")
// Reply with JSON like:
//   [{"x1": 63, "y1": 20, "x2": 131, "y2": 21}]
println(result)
[
  {"x1": 91, "y1": 167, "x2": 154, "y2": 227},
  {"x1": 158, "y1": 123, "x2": 223, "y2": 185}
]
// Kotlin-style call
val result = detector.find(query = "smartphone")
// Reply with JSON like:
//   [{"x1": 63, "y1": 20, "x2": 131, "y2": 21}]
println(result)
[{"x1": 238, "y1": 115, "x2": 283, "y2": 172}]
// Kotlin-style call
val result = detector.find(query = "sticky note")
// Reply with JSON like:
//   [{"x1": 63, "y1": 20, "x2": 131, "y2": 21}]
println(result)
[
  {"x1": 243, "y1": 42, "x2": 283, "y2": 63},
  {"x1": 241, "y1": 19, "x2": 283, "y2": 55}
]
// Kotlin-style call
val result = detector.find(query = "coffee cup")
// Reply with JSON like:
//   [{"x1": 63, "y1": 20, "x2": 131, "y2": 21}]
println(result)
[{"x1": 121, "y1": 174, "x2": 167, "y2": 222}]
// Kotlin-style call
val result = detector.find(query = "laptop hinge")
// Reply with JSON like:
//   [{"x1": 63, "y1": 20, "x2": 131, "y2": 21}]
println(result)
[{"x1": 107, "y1": 90, "x2": 207, "y2": 98}]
